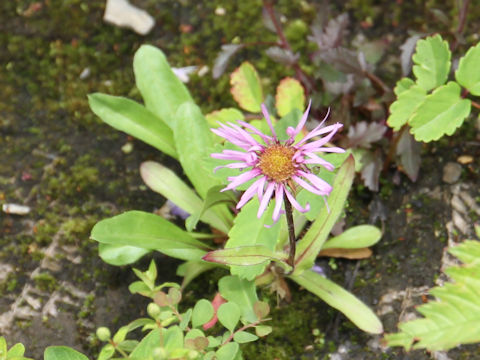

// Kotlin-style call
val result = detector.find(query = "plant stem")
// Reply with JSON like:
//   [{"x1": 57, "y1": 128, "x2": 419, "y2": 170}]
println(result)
[{"x1": 284, "y1": 198, "x2": 296, "y2": 272}]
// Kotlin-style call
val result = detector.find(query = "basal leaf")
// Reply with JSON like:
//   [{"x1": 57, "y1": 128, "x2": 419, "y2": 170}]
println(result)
[
  {"x1": 275, "y1": 77, "x2": 305, "y2": 117},
  {"x1": 290, "y1": 270, "x2": 383, "y2": 334},
  {"x1": 409, "y1": 82, "x2": 471, "y2": 142},
  {"x1": 323, "y1": 225, "x2": 381, "y2": 249},
  {"x1": 44, "y1": 347, "x2": 89, "y2": 360},
  {"x1": 412, "y1": 35, "x2": 451, "y2": 91},
  {"x1": 203, "y1": 245, "x2": 288, "y2": 266},
  {"x1": 218, "y1": 275, "x2": 258, "y2": 323},
  {"x1": 98, "y1": 243, "x2": 150, "y2": 265},
  {"x1": 174, "y1": 102, "x2": 220, "y2": 199},
  {"x1": 230, "y1": 62, "x2": 263, "y2": 112},
  {"x1": 133, "y1": 45, "x2": 193, "y2": 128},
  {"x1": 386, "y1": 240, "x2": 480, "y2": 351},
  {"x1": 140, "y1": 161, "x2": 229, "y2": 233},
  {"x1": 294, "y1": 156, "x2": 355, "y2": 273},
  {"x1": 91, "y1": 211, "x2": 210, "y2": 261},
  {"x1": 88, "y1": 93, "x2": 177, "y2": 158},
  {"x1": 224, "y1": 198, "x2": 281, "y2": 280},
  {"x1": 206, "y1": 108, "x2": 244, "y2": 128},
  {"x1": 387, "y1": 85, "x2": 426, "y2": 131},
  {"x1": 455, "y1": 42, "x2": 480, "y2": 96}
]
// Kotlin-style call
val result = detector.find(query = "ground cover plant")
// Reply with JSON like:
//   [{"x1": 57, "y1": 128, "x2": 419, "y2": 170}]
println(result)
[{"x1": 2, "y1": 0, "x2": 480, "y2": 359}]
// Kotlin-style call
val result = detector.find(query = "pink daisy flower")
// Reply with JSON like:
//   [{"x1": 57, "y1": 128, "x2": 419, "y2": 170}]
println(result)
[{"x1": 211, "y1": 101, "x2": 344, "y2": 222}]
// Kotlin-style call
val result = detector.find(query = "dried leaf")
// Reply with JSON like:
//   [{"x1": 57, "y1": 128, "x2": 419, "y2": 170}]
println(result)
[
  {"x1": 396, "y1": 130, "x2": 421, "y2": 181},
  {"x1": 318, "y1": 47, "x2": 368, "y2": 76},
  {"x1": 318, "y1": 247, "x2": 372, "y2": 259},
  {"x1": 347, "y1": 121, "x2": 386, "y2": 148},
  {"x1": 400, "y1": 34, "x2": 421, "y2": 76},
  {"x1": 265, "y1": 46, "x2": 299, "y2": 66},
  {"x1": 309, "y1": 13, "x2": 349, "y2": 50},
  {"x1": 212, "y1": 44, "x2": 244, "y2": 79},
  {"x1": 360, "y1": 150, "x2": 382, "y2": 191}
]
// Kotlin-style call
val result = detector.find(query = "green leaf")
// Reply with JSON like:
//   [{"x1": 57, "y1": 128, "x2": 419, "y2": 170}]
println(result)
[
  {"x1": 203, "y1": 245, "x2": 288, "y2": 266},
  {"x1": 164, "y1": 326, "x2": 184, "y2": 352},
  {"x1": 253, "y1": 301, "x2": 270, "y2": 320},
  {"x1": 323, "y1": 225, "x2": 382, "y2": 249},
  {"x1": 393, "y1": 77, "x2": 415, "y2": 96},
  {"x1": 130, "y1": 329, "x2": 161, "y2": 359},
  {"x1": 98, "y1": 243, "x2": 150, "y2": 266},
  {"x1": 179, "y1": 309, "x2": 192, "y2": 330},
  {"x1": 217, "y1": 302, "x2": 241, "y2": 332},
  {"x1": 386, "y1": 240, "x2": 480, "y2": 351},
  {"x1": 88, "y1": 93, "x2": 177, "y2": 158},
  {"x1": 233, "y1": 331, "x2": 259, "y2": 344},
  {"x1": 412, "y1": 34, "x2": 451, "y2": 91},
  {"x1": 186, "y1": 185, "x2": 236, "y2": 232},
  {"x1": 44, "y1": 347, "x2": 89, "y2": 360},
  {"x1": 215, "y1": 342, "x2": 239, "y2": 360},
  {"x1": 7, "y1": 343, "x2": 25, "y2": 357},
  {"x1": 97, "y1": 344, "x2": 115, "y2": 360},
  {"x1": 409, "y1": 82, "x2": 471, "y2": 142},
  {"x1": 255, "y1": 325, "x2": 273, "y2": 337},
  {"x1": 113, "y1": 326, "x2": 129, "y2": 344},
  {"x1": 206, "y1": 108, "x2": 245, "y2": 128},
  {"x1": 224, "y1": 198, "x2": 281, "y2": 280},
  {"x1": 294, "y1": 156, "x2": 355, "y2": 273},
  {"x1": 174, "y1": 102, "x2": 221, "y2": 199},
  {"x1": 230, "y1": 62, "x2": 263, "y2": 112},
  {"x1": 275, "y1": 77, "x2": 305, "y2": 117},
  {"x1": 274, "y1": 108, "x2": 302, "y2": 142},
  {"x1": 387, "y1": 85, "x2": 427, "y2": 131},
  {"x1": 176, "y1": 261, "x2": 218, "y2": 290},
  {"x1": 455, "y1": 42, "x2": 480, "y2": 96},
  {"x1": 218, "y1": 276, "x2": 258, "y2": 323},
  {"x1": 91, "y1": 211, "x2": 210, "y2": 261},
  {"x1": 140, "y1": 161, "x2": 229, "y2": 233},
  {"x1": 192, "y1": 299, "x2": 214, "y2": 328},
  {"x1": 290, "y1": 270, "x2": 383, "y2": 334},
  {"x1": 133, "y1": 45, "x2": 193, "y2": 128}
]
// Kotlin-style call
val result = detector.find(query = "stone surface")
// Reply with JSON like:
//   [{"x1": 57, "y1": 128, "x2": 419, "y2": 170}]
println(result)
[
  {"x1": 103, "y1": 0, "x2": 155, "y2": 35},
  {"x1": 442, "y1": 162, "x2": 462, "y2": 184}
]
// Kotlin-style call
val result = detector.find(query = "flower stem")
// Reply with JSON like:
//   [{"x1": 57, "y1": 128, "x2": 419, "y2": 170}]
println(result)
[{"x1": 284, "y1": 198, "x2": 296, "y2": 273}]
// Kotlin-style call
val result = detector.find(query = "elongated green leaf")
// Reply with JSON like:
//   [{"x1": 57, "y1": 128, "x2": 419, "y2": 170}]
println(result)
[
  {"x1": 455, "y1": 42, "x2": 480, "y2": 96},
  {"x1": 412, "y1": 35, "x2": 451, "y2": 91},
  {"x1": 7, "y1": 342, "x2": 26, "y2": 357},
  {"x1": 91, "y1": 211, "x2": 210, "y2": 261},
  {"x1": 386, "y1": 240, "x2": 480, "y2": 351},
  {"x1": 88, "y1": 93, "x2": 177, "y2": 158},
  {"x1": 275, "y1": 77, "x2": 305, "y2": 117},
  {"x1": 323, "y1": 225, "x2": 382, "y2": 249},
  {"x1": 98, "y1": 243, "x2": 150, "y2": 265},
  {"x1": 224, "y1": 198, "x2": 281, "y2": 280},
  {"x1": 44, "y1": 347, "x2": 89, "y2": 360},
  {"x1": 174, "y1": 102, "x2": 221, "y2": 199},
  {"x1": 140, "y1": 161, "x2": 229, "y2": 233},
  {"x1": 176, "y1": 261, "x2": 218, "y2": 290},
  {"x1": 133, "y1": 45, "x2": 193, "y2": 128},
  {"x1": 387, "y1": 85, "x2": 426, "y2": 131},
  {"x1": 409, "y1": 82, "x2": 471, "y2": 142},
  {"x1": 230, "y1": 62, "x2": 263, "y2": 112},
  {"x1": 290, "y1": 270, "x2": 383, "y2": 334},
  {"x1": 294, "y1": 156, "x2": 355, "y2": 273},
  {"x1": 218, "y1": 276, "x2": 258, "y2": 323},
  {"x1": 203, "y1": 245, "x2": 288, "y2": 266},
  {"x1": 206, "y1": 108, "x2": 245, "y2": 128},
  {"x1": 186, "y1": 185, "x2": 236, "y2": 232},
  {"x1": 233, "y1": 331, "x2": 258, "y2": 343}
]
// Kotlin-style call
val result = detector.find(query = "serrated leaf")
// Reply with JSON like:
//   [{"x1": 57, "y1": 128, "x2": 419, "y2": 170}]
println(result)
[
  {"x1": 318, "y1": 47, "x2": 367, "y2": 75},
  {"x1": 323, "y1": 225, "x2": 381, "y2": 249},
  {"x1": 347, "y1": 121, "x2": 386, "y2": 148},
  {"x1": 217, "y1": 302, "x2": 241, "y2": 332},
  {"x1": 412, "y1": 35, "x2": 451, "y2": 91},
  {"x1": 290, "y1": 270, "x2": 383, "y2": 334},
  {"x1": 386, "y1": 240, "x2": 480, "y2": 351},
  {"x1": 409, "y1": 82, "x2": 471, "y2": 142},
  {"x1": 206, "y1": 108, "x2": 244, "y2": 128},
  {"x1": 133, "y1": 45, "x2": 193, "y2": 128},
  {"x1": 88, "y1": 93, "x2": 177, "y2": 158},
  {"x1": 360, "y1": 150, "x2": 382, "y2": 191},
  {"x1": 310, "y1": 13, "x2": 349, "y2": 51},
  {"x1": 218, "y1": 276, "x2": 258, "y2": 323},
  {"x1": 230, "y1": 62, "x2": 263, "y2": 112},
  {"x1": 387, "y1": 85, "x2": 426, "y2": 131},
  {"x1": 233, "y1": 331, "x2": 259, "y2": 343},
  {"x1": 396, "y1": 130, "x2": 421, "y2": 181},
  {"x1": 399, "y1": 35, "x2": 421, "y2": 76},
  {"x1": 224, "y1": 198, "x2": 281, "y2": 280},
  {"x1": 393, "y1": 77, "x2": 416, "y2": 96},
  {"x1": 192, "y1": 299, "x2": 214, "y2": 328},
  {"x1": 455, "y1": 42, "x2": 480, "y2": 96},
  {"x1": 275, "y1": 77, "x2": 305, "y2": 117},
  {"x1": 265, "y1": 46, "x2": 299, "y2": 66}
]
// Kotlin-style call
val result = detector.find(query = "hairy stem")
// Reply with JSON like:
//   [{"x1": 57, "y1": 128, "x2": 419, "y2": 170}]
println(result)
[{"x1": 284, "y1": 198, "x2": 296, "y2": 273}]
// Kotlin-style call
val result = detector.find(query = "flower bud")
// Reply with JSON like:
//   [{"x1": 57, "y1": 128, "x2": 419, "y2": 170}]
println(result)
[{"x1": 147, "y1": 302, "x2": 161, "y2": 319}]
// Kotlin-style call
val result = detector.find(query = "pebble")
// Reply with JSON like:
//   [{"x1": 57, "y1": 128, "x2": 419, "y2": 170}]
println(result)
[
  {"x1": 2, "y1": 203, "x2": 31, "y2": 215},
  {"x1": 442, "y1": 162, "x2": 462, "y2": 184},
  {"x1": 103, "y1": 0, "x2": 155, "y2": 35},
  {"x1": 457, "y1": 155, "x2": 473, "y2": 164}
]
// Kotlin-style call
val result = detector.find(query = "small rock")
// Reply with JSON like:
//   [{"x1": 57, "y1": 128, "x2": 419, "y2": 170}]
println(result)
[
  {"x1": 215, "y1": 7, "x2": 226, "y2": 16},
  {"x1": 79, "y1": 67, "x2": 91, "y2": 80},
  {"x1": 103, "y1": 0, "x2": 155, "y2": 35},
  {"x1": 442, "y1": 162, "x2": 462, "y2": 184},
  {"x1": 457, "y1": 155, "x2": 473, "y2": 164},
  {"x1": 121, "y1": 142, "x2": 133, "y2": 154},
  {"x1": 2, "y1": 203, "x2": 31, "y2": 215}
]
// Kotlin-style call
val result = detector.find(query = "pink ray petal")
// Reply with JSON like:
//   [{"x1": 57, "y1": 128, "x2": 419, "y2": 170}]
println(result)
[{"x1": 257, "y1": 181, "x2": 275, "y2": 218}]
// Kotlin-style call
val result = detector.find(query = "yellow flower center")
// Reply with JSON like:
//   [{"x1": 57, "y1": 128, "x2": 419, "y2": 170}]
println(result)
[{"x1": 258, "y1": 145, "x2": 296, "y2": 182}]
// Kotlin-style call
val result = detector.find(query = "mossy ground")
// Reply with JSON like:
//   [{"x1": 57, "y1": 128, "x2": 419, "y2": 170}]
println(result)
[{"x1": 2, "y1": 1, "x2": 480, "y2": 359}]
